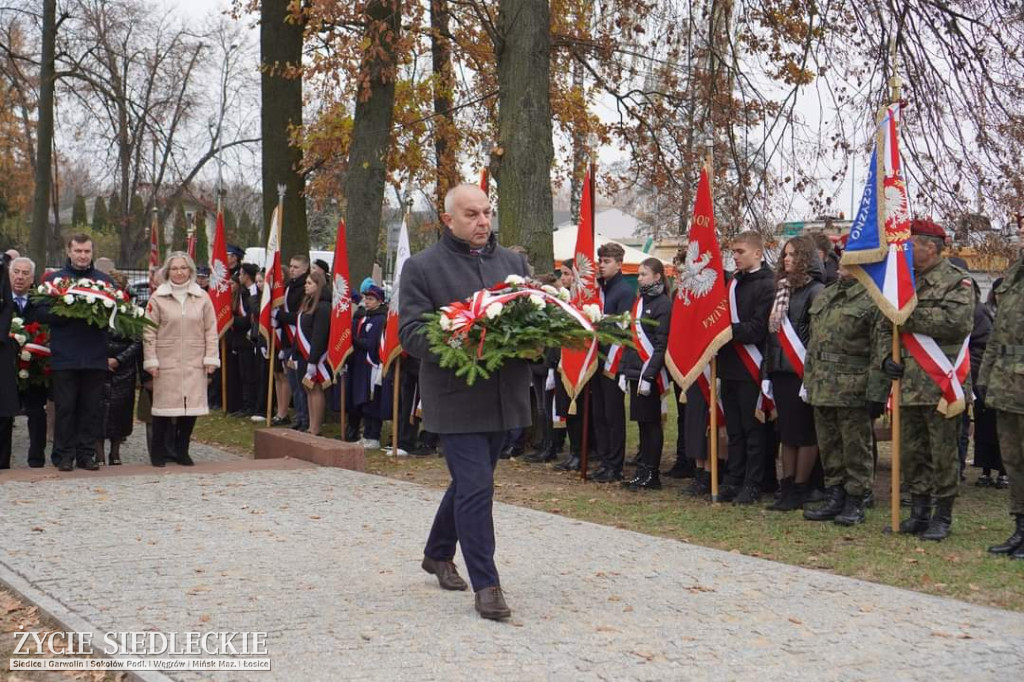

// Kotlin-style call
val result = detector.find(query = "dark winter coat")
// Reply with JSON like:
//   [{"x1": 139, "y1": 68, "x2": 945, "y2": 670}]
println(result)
[
  {"x1": 763, "y1": 257, "x2": 826, "y2": 376},
  {"x1": 292, "y1": 287, "x2": 332, "y2": 379},
  {"x1": 823, "y1": 251, "x2": 840, "y2": 285},
  {"x1": 347, "y1": 304, "x2": 387, "y2": 411},
  {"x1": 398, "y1": 229, "x2": 532, "y2": 434},
  {"x1": 717, "y1": 265, "x2": 775, "y2": 382},
  {"x1": 274, "y1": 272, "x2": 308, "y2": 350},
  {"x1": 227, "y1": 284, "x2": 258, "y2": 350},
  {"x1": 621, "y1": 289, "x2": 671, "y2": 383},
  {"x1": 0, "y1": 263, "x2": 17, "y2": 418},
  {"x1": 39, "y1": 260, "x2": 113, "y2": 371},
  {"x1": 968, "y1": 299, "x2": 993, "y2": 384},
  {"x1": 100, "y1": 335, "x2": 141, "y2": 439}
]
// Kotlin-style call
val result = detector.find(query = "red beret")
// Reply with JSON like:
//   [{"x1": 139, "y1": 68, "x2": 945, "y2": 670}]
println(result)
[{"x1": 910, "y1": 219, "x2": 946, "y2": 239}]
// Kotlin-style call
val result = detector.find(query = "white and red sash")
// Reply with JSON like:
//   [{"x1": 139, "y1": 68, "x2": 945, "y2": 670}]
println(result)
[
  {"x1": 631, "y1": 296, "x2": 669, "y2": 396},
  {"x1": 296, "y1": 312, "x2": 332, "y2": 387},
  {"x1": 777, "y1": 317, "x2": 808, "y2": 401},
  {"x1": 900, "y1": 333, "x2": 971, "y2": 417},
  {"x1": 728, "y1": 278, "x2": 776, "y2": 421}
]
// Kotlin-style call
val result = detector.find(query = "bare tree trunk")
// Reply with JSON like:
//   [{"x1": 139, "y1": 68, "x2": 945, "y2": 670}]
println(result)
[
  {"x1": 260, "y1": 0, "x2": 308, "y2": 261},
  {"x1": 431, "y1": 0, "x2": 458, "y2": 220},
  {"x1": 493, "y1": 0, "x2": 554, "y2": 269},
  {"x1": 343, "y1": 0, "x2": 402, "y2": 286},
  {"x1": 569, "y1": 58, "x2": 585, "y2": 226},
  {"x1": 30, "y1": 0, "x2": 56, "y2": 266}
]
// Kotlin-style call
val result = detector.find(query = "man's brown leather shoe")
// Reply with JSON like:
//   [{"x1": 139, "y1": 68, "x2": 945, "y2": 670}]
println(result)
[
  {"x1": 421, "y1": 557, "x2": 468, "y2": 591},
  {"x1": 474, "y1": 586, "x2": 511, "y2": 621}
]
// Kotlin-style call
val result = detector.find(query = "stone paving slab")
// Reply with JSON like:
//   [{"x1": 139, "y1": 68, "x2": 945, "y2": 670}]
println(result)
[{"x1": 1, "y1": 463, "x2": 1023, "y2": 681}]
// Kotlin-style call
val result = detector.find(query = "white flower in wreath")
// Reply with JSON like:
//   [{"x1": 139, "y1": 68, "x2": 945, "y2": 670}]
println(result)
[
  {"x1": 485, "y1": 302, "x2": 504, "y2": 319},
  {"x1": 583, "y1": 303, "x2": 602, "y2": 323},
  {"x1": 134, "y1": 307, "x2": 144, "y2": 318},
  {"x1": 37, "y1": 284, "x2": 46, "y2": 294},
  {"x1": 18, "y1": 369, "x2": 29, "y2": 379},
  {"x1": 504, "y1": 274, "x2": 526, "y2": 286},
  {"x1": 529, "y1": 293, "x2": 545, "y2": 310},
  {"x1": 63, "y1": 294, "x2": 75, "y2": 305},
  {"x1": 12, "y1": 316, "x2": 23, "y2": 326},
  {"x1": 84, "y1": 294, "x2": 96, "y2": 304},
  {"x1": 103, "y1": 298, "x2": 115, "y2": 308},
  {"x1": 20, "y1": 350, "x2": 31, "y2": 361},
  {"x1": 439, "y1": 315, "x2": 452, "y2": 331},
  {"x1": 557, "y1": 287, "x2": 571, "y2": 302},
  {"x1": 541, "y1": 284, "x2": 558, "y2": 296},
  {"x1": 14, "y1": 334, "x2": 26, "y2": 346}
]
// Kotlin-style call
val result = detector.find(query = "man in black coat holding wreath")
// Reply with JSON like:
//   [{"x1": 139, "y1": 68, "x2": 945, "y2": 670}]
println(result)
[{"x1": 398, "y1": 184, "x2": 531, "y2": 621}]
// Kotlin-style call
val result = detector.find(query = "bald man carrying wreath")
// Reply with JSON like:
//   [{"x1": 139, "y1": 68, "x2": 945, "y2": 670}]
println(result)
[{"x1": 398, "y1": 184, "x2": 531, "y2": 621}]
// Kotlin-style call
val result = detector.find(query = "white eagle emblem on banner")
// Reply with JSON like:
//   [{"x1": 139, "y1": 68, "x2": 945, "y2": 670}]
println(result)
[
  {"x1": 571, "y1": 253, "x2": 596, "y2": 303},
  {"x1": 332, "y1": 274, "x2": 350, "y2": 313},
  {"x1": 677, "y1": 241, "x2": 716, "y2": 306},
  {"x1": 208, "y1": 259, "x2": 230, "y2": 294}
]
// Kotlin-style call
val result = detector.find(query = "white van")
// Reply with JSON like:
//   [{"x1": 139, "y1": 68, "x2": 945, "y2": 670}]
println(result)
[{"x1": 243, "y1": 247, "x2": 334, "y2": 271}]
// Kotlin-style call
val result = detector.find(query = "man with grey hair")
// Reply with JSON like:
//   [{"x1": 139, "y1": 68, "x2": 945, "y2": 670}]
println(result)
[
  {"x1": 9, "y1": 257, "x2": 47, "y2": 467},
  {"x1": 38, "y1": 234, "x2": 113, "y2": 471},
  {"x1": 399, "y1": 183, "x2": 531, "y2": 621}
]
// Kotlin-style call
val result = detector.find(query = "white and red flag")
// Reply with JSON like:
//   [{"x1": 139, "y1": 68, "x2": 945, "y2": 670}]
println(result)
[
  {"x1": 842, "y1": 103, "x2": 917, "y2": 324},
  {"x1": 664, "y1": 161, "x2": 732, "y2": 391},
  {"x1": 379, "y1": 212, "x2": 410, "y2": 376},
  {"x1": 327, "y1": 219, "x2": 354, "y2": 376},
  {"x1": 257, "y1": 205, "x2": 285, "y2": 346},
  {"x1": 208, "y1": 210, "x2": 233, "y2": 338},
  {"x1": 559, "y1": 168, "x2": 600, "y2": 412}
]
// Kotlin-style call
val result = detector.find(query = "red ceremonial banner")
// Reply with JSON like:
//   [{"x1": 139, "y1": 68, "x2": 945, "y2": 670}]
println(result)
[
  {"x1": 665, "y1": 161, "x2": 732, "y2": 390},
  {"x1": 258, "y1": 206, "x2": 285, "y2": 345},
  {"x1": 327, "y1": 218, "x2": 354, "y2": 375},
  {"x1": 559, "y1": 168, "x2": 600, "y2": 411},
  {"x1": 380, "y1": 213, "x2": 410, "y2": 376},
  {"x1": 208, "y1": 211, "x2": 233, "y2": 338}
]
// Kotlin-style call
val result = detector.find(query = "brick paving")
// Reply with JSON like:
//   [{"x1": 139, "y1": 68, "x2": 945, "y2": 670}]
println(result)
[{"x1": 1, "y1": 422, "x2": 1023, "y2": 680}]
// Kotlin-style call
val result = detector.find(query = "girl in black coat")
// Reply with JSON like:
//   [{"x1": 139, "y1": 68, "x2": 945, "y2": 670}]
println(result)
[
  {"x1": 96, "y1": 271, "x2": 142, "y2": 465},
  {"x1": 762, "y1": 235, "x2": 825, "y2": 510},
  {"x1": 291, "y1": 269, "x2": 332, "y2": 436},
  {"x1": 621, "y1": 258, "x2": 671, "y2": 491}
]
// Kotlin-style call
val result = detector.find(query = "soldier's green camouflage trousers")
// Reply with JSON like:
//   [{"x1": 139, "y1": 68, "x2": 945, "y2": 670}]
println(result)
[
  {"x1": 813, "y1": 406, "x2": 874, "y2": 496},
  {"x1": 997, "y1": 410, "x2": 1024, "y2": 515},
  {"x1": 901, "y1": 406, "x2": 961, "y2": 499}
]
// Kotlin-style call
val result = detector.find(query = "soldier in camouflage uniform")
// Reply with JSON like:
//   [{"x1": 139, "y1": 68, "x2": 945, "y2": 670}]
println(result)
[
  {"x1": 877, "y1": 220, "x2": 975, "y2": 541},
  {"x1": 976, "y1": 218, "x2": 1024, "y2": 559},
  {"x1": 803, "y1": 268, "x2": 887, "y2": 525}
]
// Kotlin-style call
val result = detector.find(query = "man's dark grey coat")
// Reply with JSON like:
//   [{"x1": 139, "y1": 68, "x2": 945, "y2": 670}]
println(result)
[{"x1": 398, "y1": 230, "x2": 532, "y2": 434}]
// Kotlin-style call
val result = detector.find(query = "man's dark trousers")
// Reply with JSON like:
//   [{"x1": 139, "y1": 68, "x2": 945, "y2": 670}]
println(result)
[
  {"x1": 20, "y1": 385, "x2": 48, "y2": 467},
  {"x1": 591, "y1": 374, "x2": 626, "y2": 473},
  {"x1": 424, "y1": 432, "x2": 505, "y2": 591},
  {"x1": 51, "y1": 370, "x2": 106, "y2": 467},
  {"x1": 721, "y1": 378, "x2": 765, "y2": 487}
]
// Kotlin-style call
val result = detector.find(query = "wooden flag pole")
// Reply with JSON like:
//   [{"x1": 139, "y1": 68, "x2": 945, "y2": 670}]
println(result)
[
  {"x1": 265, "y1": 333, "x2": 276, "y2": 424},
  {"x1": 890, "y1": 326, "x2": 902, "y2": 531},
  {"x1": 710, "y1": 358, "x2": 720, "y2": 503},
  {"x1": 391, "y1": 358, "x2": 401, "y2": 457}
]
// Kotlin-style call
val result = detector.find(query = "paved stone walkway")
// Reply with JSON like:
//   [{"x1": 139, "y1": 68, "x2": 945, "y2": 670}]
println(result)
[{"x1": 2, "y1": 430, "x2": 1023, "y2": 682}]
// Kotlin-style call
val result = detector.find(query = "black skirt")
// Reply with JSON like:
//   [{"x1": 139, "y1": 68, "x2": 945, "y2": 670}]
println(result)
[
  {"x1": 770, "y1": 371, "x2": 817, "y2": 447},
  {"x1": 629, "y1": 380, "x2": 663, "y2": 423}
]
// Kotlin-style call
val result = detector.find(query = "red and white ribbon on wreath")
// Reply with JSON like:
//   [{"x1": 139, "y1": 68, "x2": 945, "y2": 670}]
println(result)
[
  {"x1": 44, "y1": 278, "x2": 124, "y2": 329},
  {"x1": 778, "y1": 316, "x2": 808, "y2": 402},
  {"x1": 728, "y1": 278, "x2": 776, "y2": 422},
  {"x1": 440, "y1": 285, "x2": 597, "y2": 360},
  {"x1": 900, "y1": 332, "x2": 970, "y2": 417},
  {"x1": 24, "y1": 342, "x2": 51, "y2": 357},
  {"x1": 295, "y1": 312, "x2": 332, "y2": 388}
]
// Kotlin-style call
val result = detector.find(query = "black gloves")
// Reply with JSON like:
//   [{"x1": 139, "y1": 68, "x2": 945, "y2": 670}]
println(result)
[
  {"x1": 868, "y1": 401, "x2": 886, "y2": 420},
  {"x1": 974, "y1": 385, "x2": 987, "y2": 406},
  {"x1": 882, "y1": 356, "x2": 904, "y2": 380}
]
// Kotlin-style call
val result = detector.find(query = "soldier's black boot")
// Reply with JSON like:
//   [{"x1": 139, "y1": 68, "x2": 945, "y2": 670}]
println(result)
[
  {"x1": 767, "y1": 477, "x2": 794, "y2": 511},
  {"x1": 898, "y1": 494, "x2": 933, "y2": 534},
  {"x1": 988, "y1": 514, "x2": 1024, "y2": 555},
  {"x1": 921, "y1": 496, "x2": 954, "y2": 541},
  {"x1": 683, "y1": 470, "x2": 711, "y2": 497},
  {"x1": 803, "y1": 485, "x2": 845, "y2": 521},
  {"x1": 834, "y1": 491, "x2": 867, "y2": 526}
]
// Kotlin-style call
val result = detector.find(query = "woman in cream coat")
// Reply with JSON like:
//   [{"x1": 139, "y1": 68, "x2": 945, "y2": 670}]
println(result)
[{"x1": 143, "y1": 252, "x2": 220, "y2": 467}]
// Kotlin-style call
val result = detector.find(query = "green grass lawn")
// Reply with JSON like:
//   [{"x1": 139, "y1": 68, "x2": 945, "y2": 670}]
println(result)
[{"x1": 193, "y1": 398, "x2": 1024, "y2": 612}]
